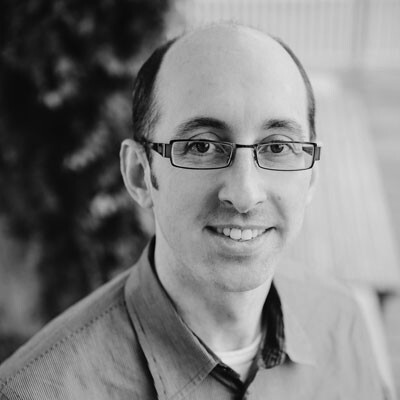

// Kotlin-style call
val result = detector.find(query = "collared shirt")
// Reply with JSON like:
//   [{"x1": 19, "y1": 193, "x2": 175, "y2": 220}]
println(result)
[{"x1": 0, "y1": 240, "x2": 385, "y2": 399}]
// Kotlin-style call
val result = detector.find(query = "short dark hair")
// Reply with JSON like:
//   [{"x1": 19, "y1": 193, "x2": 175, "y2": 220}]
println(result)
[
  {"x1": 131, "y1": 37, "x2": 178, "y2": 148},
  {"x1": 131, "y1": 32, "x2": 316, "y2": 148},
  {"x1": 273, "y1": 36, "x2": 316, "y2": 141}
]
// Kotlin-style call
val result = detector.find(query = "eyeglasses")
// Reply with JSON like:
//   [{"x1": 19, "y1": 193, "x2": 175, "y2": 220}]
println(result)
[{"x1": 142, "y1": 139, "x2": 321, "y2": 171}]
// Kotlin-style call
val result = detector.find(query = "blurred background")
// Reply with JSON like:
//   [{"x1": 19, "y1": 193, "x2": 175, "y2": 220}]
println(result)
[{"x1": 0, "y1": 0, "x2": 399, "y2": 397}]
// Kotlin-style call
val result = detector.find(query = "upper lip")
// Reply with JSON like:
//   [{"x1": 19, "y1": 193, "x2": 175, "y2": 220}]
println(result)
[{"x1": 209, "y1": 225, "x2": 269, "y2": 231}]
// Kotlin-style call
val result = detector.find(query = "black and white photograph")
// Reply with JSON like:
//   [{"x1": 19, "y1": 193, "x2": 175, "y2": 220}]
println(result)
[{"x1": 1, "y1": 0, "x2": 400, "y2": 398}]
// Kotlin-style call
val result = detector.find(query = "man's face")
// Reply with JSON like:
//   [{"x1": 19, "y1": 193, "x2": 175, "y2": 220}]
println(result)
[{"x1": 144, "y1": 27, "x2": 316, "y2": 292}]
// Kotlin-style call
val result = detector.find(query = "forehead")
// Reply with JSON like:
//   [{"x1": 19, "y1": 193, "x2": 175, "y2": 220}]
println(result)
[{"x1": 154, "y1": 26, "x2": 308, "y2": 139}]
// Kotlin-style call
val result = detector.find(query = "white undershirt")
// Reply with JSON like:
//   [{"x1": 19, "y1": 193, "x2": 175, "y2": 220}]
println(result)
[{"x1": 215, "y1": 333, "x2": 262, "y2": 381}]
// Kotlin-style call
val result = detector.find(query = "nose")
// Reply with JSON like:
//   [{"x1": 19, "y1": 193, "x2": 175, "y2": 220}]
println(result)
[{"x1": 218, "y1": 147, "x2": 267, "y2": 213}]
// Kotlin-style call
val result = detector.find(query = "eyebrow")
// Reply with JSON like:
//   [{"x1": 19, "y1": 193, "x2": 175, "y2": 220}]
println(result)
[
  {"x1": 172, "y1": 116, "x2": 306, "y2": 140},
  {"x1": 262, "y1": 118, "x2": 305, "y2": 139},
  {"x1": 173, "y1": 117, "x2": 229, "y2": 139}
]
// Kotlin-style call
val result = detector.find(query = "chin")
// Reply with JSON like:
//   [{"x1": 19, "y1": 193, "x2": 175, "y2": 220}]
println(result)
[{"x1": 210, "y1": 256, "x2": 278, "y2": 293}]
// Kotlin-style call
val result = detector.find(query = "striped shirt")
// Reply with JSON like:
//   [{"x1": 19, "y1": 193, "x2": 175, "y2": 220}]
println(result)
[{"x1": 0, "y1": 239, "x2": 385, "y2": 399}]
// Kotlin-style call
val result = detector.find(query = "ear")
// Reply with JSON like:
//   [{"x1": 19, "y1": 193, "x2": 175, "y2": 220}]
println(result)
[
  {"x1": 120, "y1": 139, "x2": 153, "y2": 209},
  {"x1": 306, "y1": 164, "x2": 319, "y2": 205}
]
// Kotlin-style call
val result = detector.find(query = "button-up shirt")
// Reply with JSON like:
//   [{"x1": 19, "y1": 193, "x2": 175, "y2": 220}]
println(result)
[{"x1": 0, "y1": 240, "x2": 385, "y2": 399}]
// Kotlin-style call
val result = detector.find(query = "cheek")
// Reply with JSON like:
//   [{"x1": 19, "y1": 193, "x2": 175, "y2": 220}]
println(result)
[
  {"x1": 150, "y1": 170, "x2": 208, "y2": 226},
  {"x1": 285, "y1": 180, "x2": 313, "y2": 239},
  {"x1": 275, "y1": 175, "x2": 312, "y2": 223},
  {"x1": 155, "y1": 166, "x2": 218, "y2": 204}
]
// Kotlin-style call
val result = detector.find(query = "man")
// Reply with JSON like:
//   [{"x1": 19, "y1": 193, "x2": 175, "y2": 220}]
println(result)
[{"x1": 0, "y1": 23, "x2": 386, "y2": 399}]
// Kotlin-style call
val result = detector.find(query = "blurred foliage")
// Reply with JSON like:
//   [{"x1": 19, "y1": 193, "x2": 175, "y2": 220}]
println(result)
[
  {"x1": 0, "y1": 0, "x2": 168, "y2": 321},
  {"x1": 0, "y1": 335, "x2": 26, "y2": 362}
]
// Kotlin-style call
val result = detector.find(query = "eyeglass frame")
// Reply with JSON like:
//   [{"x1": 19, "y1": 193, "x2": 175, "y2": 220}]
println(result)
[{"x1": 141, "y1": 139, "x2": 321, "y2": 171}]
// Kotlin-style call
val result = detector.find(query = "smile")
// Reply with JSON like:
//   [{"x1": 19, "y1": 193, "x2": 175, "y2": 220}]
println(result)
[{"x1": 215, "y1": 227, "x2": 266, "y2": 241}]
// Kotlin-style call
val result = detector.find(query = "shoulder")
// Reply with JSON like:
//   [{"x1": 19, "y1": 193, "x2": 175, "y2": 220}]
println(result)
[
  {"x1": 274, "y1": 262, "x2": 361, "y2": 324},
  {"x1": 274, "y1": 265, "x2": 370, "y2": 360},
  {"x1": 0, "y1": 268, "x2": 154, "y2": 399},
  {"x1": 0, "y1": 270, "x2": 130, "y2": 374},
  {"x1": 274, "y1": 268, "x2": 386, "y2": 398},
  {"x1": 274, "y1": 268, "x2": 368, "y2": 352}
]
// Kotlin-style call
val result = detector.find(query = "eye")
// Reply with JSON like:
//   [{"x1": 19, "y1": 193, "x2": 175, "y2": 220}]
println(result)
[
  {"x1": 188, "y1": 141, "x2": 211, "y2": 154},
  {"x1": 186, "y1": 140, "x2": 229, "y2": 155},
  {"x1": 259, "y1": 142, "x2": 291, "y2": 154},
  {"x1": 269, "y1": 143, "x2": 286, "y2": 154}
]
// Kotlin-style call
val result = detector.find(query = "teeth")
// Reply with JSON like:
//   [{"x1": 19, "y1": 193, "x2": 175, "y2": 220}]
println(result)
[
  {"x1": 241, "y1": 229, "x2": 253, "y2": 240},
  {"x1": 230, "y1": 228, "x2": 242, "y2": 240},
  {"x1": 216, "y1": 227, "x2": 265, "y2": 241}
]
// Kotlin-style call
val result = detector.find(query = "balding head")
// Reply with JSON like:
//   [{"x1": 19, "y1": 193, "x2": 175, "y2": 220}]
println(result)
[{"x1": 132, "y1": 23, "x2": 315, "y2": 148}]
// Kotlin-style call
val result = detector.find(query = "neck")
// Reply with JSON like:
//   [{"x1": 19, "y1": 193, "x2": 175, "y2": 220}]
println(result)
[
  {"x1": 185, "y1": 284, "x2": 270, "y2": 352},
  {"x1": 156, "y1": 259, "x2": 272, "y2": 352}
]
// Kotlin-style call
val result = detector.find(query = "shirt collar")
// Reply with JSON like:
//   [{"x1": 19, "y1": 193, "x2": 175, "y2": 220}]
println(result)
[
  {"x1": 274, "y1": 274, "x2": 317, "y2": 366},
  {"x1": 124, "y1": 239, "x2": 217, "y2": 400},
  {"x1": 124, "y1": 240, "x2": 316, "y2": 399}
]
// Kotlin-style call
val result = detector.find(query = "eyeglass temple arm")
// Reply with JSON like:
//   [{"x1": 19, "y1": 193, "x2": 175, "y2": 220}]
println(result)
[
  {"x1": 301, "y1": 144, "x2": 321, "y2": 160},
  {"x1": 314, "y1": 145, "x2": 321, "y2": 161},
  {"x1": 142, "y1": 142, "x2": 172, "y2": 158}
]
